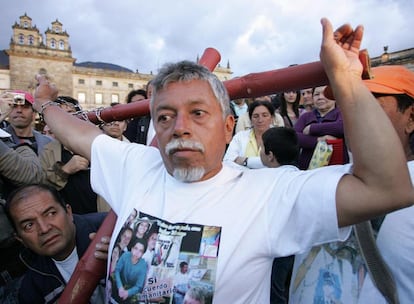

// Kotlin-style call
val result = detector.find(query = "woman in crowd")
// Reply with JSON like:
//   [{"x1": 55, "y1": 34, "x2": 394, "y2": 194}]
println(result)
[
  {"x1": 224, "y1": 100, "x2": 275, "y2": 169},
  {"x1": 235, "y1": 96, "x2": 284, "y2": 133},
  {"x1": 294, "y1": 85, "x2": 349, "y2": 170},
  {"x1": 278, "y1": 90, "x2": 302, "y2": 128}
]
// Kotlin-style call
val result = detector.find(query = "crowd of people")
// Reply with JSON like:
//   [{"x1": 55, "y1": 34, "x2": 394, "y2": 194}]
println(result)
[{"x1": 0, "y1": 17, "x2": 413, "y2": 304}]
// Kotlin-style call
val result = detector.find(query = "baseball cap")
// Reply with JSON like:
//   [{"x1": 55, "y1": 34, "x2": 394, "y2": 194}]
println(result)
[
  {"x1": 363, "y1": 66, "x2": 414, "y2": 99},
  {"x1": 10, "y1": 90, "x2": 34, "y2": 104}
]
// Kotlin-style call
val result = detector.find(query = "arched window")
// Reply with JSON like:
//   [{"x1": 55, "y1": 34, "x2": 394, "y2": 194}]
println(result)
[
  {"x1": 50, "y1": 39, "x2": 56, "y2": 49},
  {"x1": 23, "y1": 21, "x2": 28, "y2": 28},
  {"x1": 18, "y1": 34, "x2": 24, "y2": 44},
  {"x1": 28, "y1": 35, "x2": 34, "y2": 45},
  {"x1": 59, "y1": 40, "x2": 64, "y2": 50}
]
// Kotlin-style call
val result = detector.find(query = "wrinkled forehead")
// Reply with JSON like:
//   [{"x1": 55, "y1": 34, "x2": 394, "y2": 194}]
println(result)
[
  {"x1": 9, "y1": 190, "x2": 61, "y2": 217},
  {"x1": 152, "y1": 80, "x2": 214, "y2": 106},
  {"x1": 151, "y1": 80, "x2": 228, "y2": 120}
]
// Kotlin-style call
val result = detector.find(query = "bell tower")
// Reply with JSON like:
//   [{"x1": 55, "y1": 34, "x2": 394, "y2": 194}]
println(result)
[
  {"x1": 44, "y1": 19, "x2": 71, "y2": 54},
  {"x1": 10, "y1": 13, "x2": 42, "y2": 48},
  {"x1": 7, "y1": 14, "x2": 74, "y2": 95}
]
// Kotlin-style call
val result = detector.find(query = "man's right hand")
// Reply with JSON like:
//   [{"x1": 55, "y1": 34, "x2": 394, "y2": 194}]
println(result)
[
  {"x1": 34, "y1": 75, "x2": 58, "y2": 112},
  {"x1": 319, "y1": 18, "x2": 364, "y2": 83},
  {"x1": 62, "y1": 155, "x2": 90, "y2": 174}
]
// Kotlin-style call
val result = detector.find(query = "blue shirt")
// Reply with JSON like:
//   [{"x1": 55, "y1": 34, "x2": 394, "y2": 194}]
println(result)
[{"x1": 115, "y1": 252, "x2": 147, "y2": 297}]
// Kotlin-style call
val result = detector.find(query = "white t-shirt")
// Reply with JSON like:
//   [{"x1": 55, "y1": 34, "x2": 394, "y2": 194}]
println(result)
[
  {"x1": 53, "y1": 247, "x2": 79, "y2": 283},
  {"x1": 358, "y1": 161, "x2": 414, "y2": 304},
  {"x1": 289, "y1": 229, "x2": 366, "y2": 304},
  {"x1": 91, "y1": 134, "x2": 350, "y2": 304}
]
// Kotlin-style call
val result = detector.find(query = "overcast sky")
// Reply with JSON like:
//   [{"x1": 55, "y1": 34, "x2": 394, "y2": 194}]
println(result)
[{"x1": 2, "y1": 0, "x2": 414, "y2": 77}]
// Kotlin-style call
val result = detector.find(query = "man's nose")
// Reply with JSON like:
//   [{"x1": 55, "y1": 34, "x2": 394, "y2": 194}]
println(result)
[
  {"x1": 37, "y1": 219, "x2": 51, "y2": 234},
  {"x1": 173, "y1": 113, "x2": 191, "y2": 137}
]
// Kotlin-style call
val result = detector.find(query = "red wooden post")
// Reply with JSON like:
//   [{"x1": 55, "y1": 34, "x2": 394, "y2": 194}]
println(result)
[{"x1": 82, "y1": 49, "x2": 370, "y2": 124}]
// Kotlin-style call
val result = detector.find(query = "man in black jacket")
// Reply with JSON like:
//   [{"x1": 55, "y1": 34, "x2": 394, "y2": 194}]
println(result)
[
  {"x1": 5, "y1": 184, "x2": 106, "y2": 304},
  {"x1": 123, "y1": 89, "x2": 151, "y2": 144}
]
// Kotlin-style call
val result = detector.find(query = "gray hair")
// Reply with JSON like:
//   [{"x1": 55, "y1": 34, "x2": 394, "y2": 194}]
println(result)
[
  {"x1": 184, "y1": 286, "x2": 205, "y2": 304},
  {"x1": 150, "y1": 60, "x2": 231, "y2": 119}
]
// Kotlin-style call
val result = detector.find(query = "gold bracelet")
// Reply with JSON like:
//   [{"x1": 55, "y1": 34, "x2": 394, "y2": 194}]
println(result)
[{"x1": 39, "y1": 100, "x2": 59, "y2": 116}]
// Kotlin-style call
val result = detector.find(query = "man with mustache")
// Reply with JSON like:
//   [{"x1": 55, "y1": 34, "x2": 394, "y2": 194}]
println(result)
[
  {"x1": 5, "y1": 184, "x2": 106, "y2": 304},
  {"x1": 32, "y1": 19, "x2": 414, "y2": 303}
]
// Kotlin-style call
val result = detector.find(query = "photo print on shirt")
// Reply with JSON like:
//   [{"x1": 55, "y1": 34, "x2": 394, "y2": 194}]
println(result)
[{"x1": 107, "y1": 210, "x2": 221, "y2": 304}]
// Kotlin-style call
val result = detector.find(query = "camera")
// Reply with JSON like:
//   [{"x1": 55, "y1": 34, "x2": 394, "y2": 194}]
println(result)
[{"x1": 10, "y1": 92, "x2": 26, "y2": 105}]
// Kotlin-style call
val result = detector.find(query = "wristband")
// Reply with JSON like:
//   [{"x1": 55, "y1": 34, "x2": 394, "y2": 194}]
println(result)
[{"x1": 39, "y1": 100, "x2": 59, "y2": 116}]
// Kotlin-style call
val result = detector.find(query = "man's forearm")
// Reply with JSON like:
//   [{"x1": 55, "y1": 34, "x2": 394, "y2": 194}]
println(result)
[
  {"x1": 0, "y1": 141, "x2": 44, "y2": 185},
  {"x1": 319, "y1": 18, "x2": 413, "y2": 226},
  {"x1": 39, "y1": 102, "x2": 102, "y2": 161}
]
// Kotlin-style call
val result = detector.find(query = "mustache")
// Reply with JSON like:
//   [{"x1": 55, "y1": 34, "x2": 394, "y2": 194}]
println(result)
[{"x1": 165, "y1": 139, "x2": 205, "y2": 155}]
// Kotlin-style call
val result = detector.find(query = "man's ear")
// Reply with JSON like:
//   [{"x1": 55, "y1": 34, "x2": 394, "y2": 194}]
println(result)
[
  {"x1": 267, "y1": 151, "x2": 281, "y2": 167},
  {"x1": 267, "y1": 151, "x2": 276, "y2": 163},
  {"x1": 224, "y1": 115, "x2": 235, "y2": 144},
  {"x1": 65, "y1": 204, "x2": 73, "y2": 221},
  {"x1": 406, "y1": 106, "x2": 414, "y2": 134}
]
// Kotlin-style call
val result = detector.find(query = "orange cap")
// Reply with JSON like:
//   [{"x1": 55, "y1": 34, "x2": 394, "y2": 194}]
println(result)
[{"x1": 363, "y1": 66, "x2": 414, "y2": 99}]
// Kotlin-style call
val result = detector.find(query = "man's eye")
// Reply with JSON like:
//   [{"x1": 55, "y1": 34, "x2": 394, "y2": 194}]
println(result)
[
  {"x1": 47, "y1": 211, "x2": 57, "y2": 217},
  {"x1": 157, "y1": 114, "x2": 172, "y2": 123},
  {"x1": 23, "y1": 222, "x2": 33, "y2": 232},
  {"x1": 193, "y1": 110, "x2": 206, "y2": 116}
]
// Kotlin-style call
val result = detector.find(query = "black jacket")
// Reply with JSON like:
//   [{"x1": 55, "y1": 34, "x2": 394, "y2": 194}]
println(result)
[{"x1": 124, "y1": 115, "x2": 151, "y2": 144}]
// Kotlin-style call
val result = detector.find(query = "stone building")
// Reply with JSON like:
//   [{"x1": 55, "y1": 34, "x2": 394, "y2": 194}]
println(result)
[
  {"x1": 371, "y1": 46, "x2": 414, "y2": 72},
  {"x1": 0, "y1": 14, "x2": 233, "y2": 111}
]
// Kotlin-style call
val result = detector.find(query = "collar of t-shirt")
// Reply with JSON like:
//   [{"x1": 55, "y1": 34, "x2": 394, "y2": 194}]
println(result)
[{"x1": 53, "y1": 246, "x2": 79, "y2": 283}]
